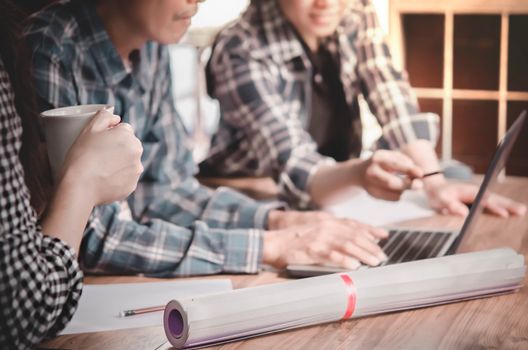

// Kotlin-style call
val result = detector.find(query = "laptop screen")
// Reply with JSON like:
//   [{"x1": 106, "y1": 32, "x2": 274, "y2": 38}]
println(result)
[{"x1": 447, "y1": 111, "x2": 526, "y2": 255}]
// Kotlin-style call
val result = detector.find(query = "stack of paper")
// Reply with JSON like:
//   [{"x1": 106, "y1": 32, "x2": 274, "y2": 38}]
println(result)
[
  {"x1": 163, "y1": 249, "x2": 525, "y2": 349},
  {"x1": 62, "y1": 279, "x2": 232, "y2": 335}
]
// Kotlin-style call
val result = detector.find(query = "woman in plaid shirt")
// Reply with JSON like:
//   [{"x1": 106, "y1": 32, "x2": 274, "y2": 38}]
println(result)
[
  {"x1": 0, "y1": 1, "x2": 142, "y2": 348},
  {"x1": 204, "y1": 0, "x2": 525, "y2": 217}
]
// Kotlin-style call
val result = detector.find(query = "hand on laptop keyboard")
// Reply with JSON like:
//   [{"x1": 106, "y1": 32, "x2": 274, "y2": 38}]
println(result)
[{"x1": 262, "y1": 218, "x2": 389, "y2": 270}]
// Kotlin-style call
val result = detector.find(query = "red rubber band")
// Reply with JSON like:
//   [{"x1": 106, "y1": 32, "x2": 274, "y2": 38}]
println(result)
[{"x1": 340, "y1": 274, "x2": 357, "y2": 320}]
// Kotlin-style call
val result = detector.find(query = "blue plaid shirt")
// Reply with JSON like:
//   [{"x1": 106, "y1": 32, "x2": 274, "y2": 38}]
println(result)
[{"x1": 25, "y1": 0, "x2": 279, "y2": 276}]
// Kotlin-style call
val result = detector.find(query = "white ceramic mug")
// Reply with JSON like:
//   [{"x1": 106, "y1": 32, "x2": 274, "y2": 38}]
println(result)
[{"x1": 41, "y1": 104, "x2": 114, "y2": 181}]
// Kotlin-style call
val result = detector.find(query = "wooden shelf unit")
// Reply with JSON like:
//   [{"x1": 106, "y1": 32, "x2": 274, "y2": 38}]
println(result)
[{"x1": 389, "y1": 0, "x2": 528, "y2": 175}]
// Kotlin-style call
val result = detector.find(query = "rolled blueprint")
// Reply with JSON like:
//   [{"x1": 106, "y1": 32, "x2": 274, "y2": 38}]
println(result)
[{"x1": 164, "y1": 248, "x2": 525, "y2": 349}]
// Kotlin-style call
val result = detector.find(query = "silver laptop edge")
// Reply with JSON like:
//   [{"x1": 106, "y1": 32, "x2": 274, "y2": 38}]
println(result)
[{"x1": 390, "y1": 110, "x2": 526, "y2": 257}]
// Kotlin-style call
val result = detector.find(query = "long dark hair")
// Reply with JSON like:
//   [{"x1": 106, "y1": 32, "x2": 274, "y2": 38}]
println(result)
[{"x1": 0, "y1": 0, "x2": 55, "y2": 214}]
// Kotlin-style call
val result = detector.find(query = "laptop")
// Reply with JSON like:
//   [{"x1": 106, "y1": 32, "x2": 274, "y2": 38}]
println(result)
[{"x1": 286, "y1": 111, "x2": 526, "y2": 278}]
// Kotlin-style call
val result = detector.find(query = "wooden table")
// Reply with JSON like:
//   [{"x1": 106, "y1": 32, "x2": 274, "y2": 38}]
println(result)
[{"x1": 40, "y1": 177, "x2": 528, "y2": 350}]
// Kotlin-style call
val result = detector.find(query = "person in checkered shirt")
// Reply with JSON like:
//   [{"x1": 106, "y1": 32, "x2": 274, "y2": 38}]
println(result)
[
  {"x1": 203, "y1": 0, "x2": 525, "y2": 218},
  {"x1": 23, "y1": 0, "x2": 403, "y2": 278},
  {"x1": 0, "y1": 1, "x2": 143, "y2": 348}
]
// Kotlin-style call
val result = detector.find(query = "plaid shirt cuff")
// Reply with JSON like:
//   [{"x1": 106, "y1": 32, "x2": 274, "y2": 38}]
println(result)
[
  {"x1": 221, "y1": 228, "x2": 264, "y2": 274},
  {"x1": 39, "y1": 236, "x2": 84, "y2": 336},
  {"x1": 280, "y1": 152, "x2": 336, "y2": 209},
  {"x1": 237, "y1": 200, "x2": 287, "y2": 230}
]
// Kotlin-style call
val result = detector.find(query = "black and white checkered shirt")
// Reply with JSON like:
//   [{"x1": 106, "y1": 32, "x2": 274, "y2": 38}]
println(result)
[
  {"x1": 203, "y1": 0, "x2": 439, "y2": 208},
  {"x1": 0, "y1": 58, "x2": 83, "y2": 349}
]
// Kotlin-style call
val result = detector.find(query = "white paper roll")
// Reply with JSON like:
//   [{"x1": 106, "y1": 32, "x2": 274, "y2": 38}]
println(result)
[{"x1": 164, "y1": 248, "x2": 525, "y2": 349}]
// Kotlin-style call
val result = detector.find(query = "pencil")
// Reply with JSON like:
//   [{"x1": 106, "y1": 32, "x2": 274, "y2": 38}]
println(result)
[{"x1": 119, "y1": 305, "x2": 165, "y2": 317}]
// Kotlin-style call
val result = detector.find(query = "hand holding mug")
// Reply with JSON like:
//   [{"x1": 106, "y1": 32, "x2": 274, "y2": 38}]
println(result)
[
  {"x1": 60, "y1": 109, "x2": 143, "y2": 205},
  {"x1": 41, "y1": 104, "x2": 143, "y2": 206}
]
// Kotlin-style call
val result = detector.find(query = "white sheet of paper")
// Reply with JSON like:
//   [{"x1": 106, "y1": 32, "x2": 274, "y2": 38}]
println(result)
[
  {"x1": 326, "y1": 189, "x2": 435, "y2": 226},
  {"x1": 61, "y1": 279, "x2": 232, "y2": 335}
]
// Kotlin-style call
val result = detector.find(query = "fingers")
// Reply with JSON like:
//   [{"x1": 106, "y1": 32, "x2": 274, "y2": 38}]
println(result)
[
  {"x1": 327, "y1": 251, "x2": 360, "y2": 270},
  {"x1": 114, "y1": 122, "x2": 135, "y2": 133},
  {"x1": 327, "y1": 222, "x2": 387, "y2": 266},
  {"x1": 485, "y1": 194, "x2": 527, "y2": 218},
  {"x1": 341, "y1": 236, "x2": 387, "y2": 266},
  {"x1": 89, "y1": 110, "x2": 121, "y2": 131},
  {"x1": 283, "y1": 221, "x2": 388, "y2": 269},
  {"x1": 444, "y1": 200, "x2": 469, "y2": 216},
  {"x1": 448, "y1": 195, "x2": 525, "y2": 218},
  {"x1": 367, "y1": 226, "x2": 389, "y2": 239},
  {"x1": 312, "y1": 238, "x2": 385, "y2": 268},
  {"x1": 365, "y1": 151, "x2": 423, "y2": 198},
  {"x1": 454, "y1": 184, "x2": 479, "y2": 203},
  {"x1": 434, "y1": 194, "x2": 469, "y2": 217},
  {"x1": 309, "y1": 240, "x2": 382, "y2": 269},
  {"x1": 369, "y1": 164, "x2": 412, "y2": 193},
  {"x1": 484, "y1": 200, "x2": 509, "y2": 218},
  {"x1": 340, "y1": 218, "x2": 388, "y2": 239},
  {"x1": 430, "y1": 183, "x2": 526, "y2": 218},
  {"x1": 512, "y1": 203, "x2": 527, "y2": 216},
  {"x1": 410, "y1": 178, "x2": 424, "y2": 190},
  {"x1": 429, "y1": 183, "x2": 474, "y2": 216},
  {"x1": 373, "y1": 150, "x2": 423, "y2": 179}
]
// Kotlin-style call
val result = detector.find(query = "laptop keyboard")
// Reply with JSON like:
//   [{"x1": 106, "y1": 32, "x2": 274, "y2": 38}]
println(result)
[{"x1": 378, "y1": 229, "x2": 453, "y2": 265}]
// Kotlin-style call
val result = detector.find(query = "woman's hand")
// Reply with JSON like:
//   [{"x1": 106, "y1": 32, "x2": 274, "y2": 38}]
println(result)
[
  {"x1": 42, "y1": 110, "x2": 143, "y2": 251},
  {"x1": 309, "y1": 150, "x2": 422, "y2": 207},
  {"x1": 59, "y1": 109, "x2": 144, "y2": 206},
  {"x1": 355, "y1": 150, "x2": 423, "y2": 201},
  {"x1": 263, "y1": 215, "x2": 388, "y2": 269},
  {"x1": 425, "y1": 180, "x2": 527, "y2": 217}
]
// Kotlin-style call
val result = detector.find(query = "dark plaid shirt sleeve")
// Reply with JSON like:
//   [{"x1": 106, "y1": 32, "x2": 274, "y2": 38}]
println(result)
[
  {"x1": 207, "y1": 37, "x2": 336, "y2": 209},
  {"x1": 0, "y1": 60, "x2": 83, "y2": 349},
  {"x1": 350, "y1": 0, "x2": 439, "y2": 149}
]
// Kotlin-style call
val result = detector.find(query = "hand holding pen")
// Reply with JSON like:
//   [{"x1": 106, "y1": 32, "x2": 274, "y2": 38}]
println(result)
[{"x1": 357, "y1": 150, "x2": 429, "y2": 201}]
